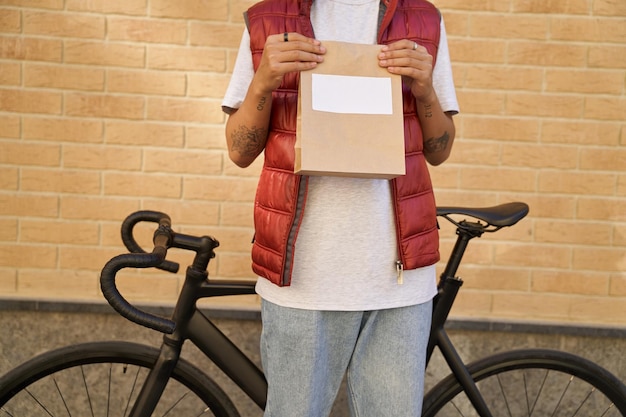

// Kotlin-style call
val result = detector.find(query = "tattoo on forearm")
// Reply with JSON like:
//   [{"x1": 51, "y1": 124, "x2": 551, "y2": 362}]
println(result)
[
  {"x1": 424, "y1": 103, "x2": 433, "y2": 118},
  {"x1": 231, "y1": 125, "x2": 267, "y2": 157},
  {"x1": 424, "y1": 131, "x2": 450, "y2": 154},
  {"x1": 256, "y1": 96, "x2": 267, "y2": 111}
]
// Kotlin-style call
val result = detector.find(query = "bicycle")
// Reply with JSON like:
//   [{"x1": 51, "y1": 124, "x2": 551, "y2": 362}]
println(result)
[{"x1": 1, "y1": 202, "x2": 625, "y2": 416}]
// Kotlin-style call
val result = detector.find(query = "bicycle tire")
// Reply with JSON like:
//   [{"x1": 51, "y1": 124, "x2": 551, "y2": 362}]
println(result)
[
  {"x1": 0, "y1": 341, "x2": 241, "y2": 417},
  {"x1": 422, "y1": 348, "x2": 626, "y2": 417}
]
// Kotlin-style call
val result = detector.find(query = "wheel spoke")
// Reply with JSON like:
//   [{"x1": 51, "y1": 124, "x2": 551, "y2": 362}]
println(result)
[
  {"x1": 53, "y1": 377, "x2": 72, "y2": 416},
  {"x1": 495, "y1": 374, "x2": 513, "y2": 417},
  {"x1": 80, "y1": 366, "x2": 96, "y2": 417}
]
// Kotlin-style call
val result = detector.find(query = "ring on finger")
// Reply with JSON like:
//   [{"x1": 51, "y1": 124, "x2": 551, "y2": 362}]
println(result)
[
  {"x1": 413, "y1": 41, "x2": 418, "y2": 50},
  {"x1": 284, "y1": 32, "x2": 289, "y2": 42}
]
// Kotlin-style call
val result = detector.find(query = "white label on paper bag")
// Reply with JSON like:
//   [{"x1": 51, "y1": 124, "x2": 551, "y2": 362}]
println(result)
[{"x1": 311, "y1": 74, "x2": 393, "y2": 115}]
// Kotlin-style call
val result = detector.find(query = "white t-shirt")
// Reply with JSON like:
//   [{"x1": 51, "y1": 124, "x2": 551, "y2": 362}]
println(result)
[{"x1": 222, "y1": 0, "x2": 459, "y2": 311}]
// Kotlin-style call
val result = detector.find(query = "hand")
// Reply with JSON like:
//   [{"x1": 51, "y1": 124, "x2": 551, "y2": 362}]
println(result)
[
  {"x1": 378, "y1": 40, "x2": 435, "y2": 103},
  {"x1": 254, "y1": 32, "x2": 326, "y2": 95}
]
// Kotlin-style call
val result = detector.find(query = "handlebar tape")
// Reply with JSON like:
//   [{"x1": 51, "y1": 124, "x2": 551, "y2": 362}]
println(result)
[{"x1": 100, "y1": 248, "x2": 176, "y2": 334}]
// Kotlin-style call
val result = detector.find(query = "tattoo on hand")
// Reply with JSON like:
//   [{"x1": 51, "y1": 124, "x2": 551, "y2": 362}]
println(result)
[
  {"x1": 232, "y1": 125, "x2": 267, "y2": 157},
  {"x1": 424, "y1": 131, "x2": 450, "y2": 154},
  {"x1": 256, "y1": 96, "x2": 267, "y2": 111}
]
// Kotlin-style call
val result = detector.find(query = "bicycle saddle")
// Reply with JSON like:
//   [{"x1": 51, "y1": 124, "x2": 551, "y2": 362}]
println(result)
[{"x1": 436, "y1": 202, "x2": 529, "y2": 228}]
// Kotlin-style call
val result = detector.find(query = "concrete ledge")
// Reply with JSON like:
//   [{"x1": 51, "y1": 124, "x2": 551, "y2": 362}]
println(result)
[{"x1": 2, "y1": 298, "x2": 625, "y2": 339}]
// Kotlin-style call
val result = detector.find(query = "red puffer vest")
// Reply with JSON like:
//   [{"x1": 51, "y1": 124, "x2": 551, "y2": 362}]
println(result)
[{"x1": 246, "y1": 0, "x2": 441, "y2": 286}]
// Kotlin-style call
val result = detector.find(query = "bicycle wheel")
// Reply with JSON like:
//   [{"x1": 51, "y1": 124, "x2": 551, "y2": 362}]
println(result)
[
  {"x1": 0, "y1": 341, "x2": 241, "y2": 417},
  {"x1": 423, "y1": 349, "x2": 626, "y2": 417}
]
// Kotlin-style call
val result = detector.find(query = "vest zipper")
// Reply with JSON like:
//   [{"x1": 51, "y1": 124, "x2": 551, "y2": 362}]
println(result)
[
  {"x1": 396, "y1": 260, "x2": 404, "y2": 285},
  {"x1": 281, "y1": 176, "x2": 308, "y2": 286}
]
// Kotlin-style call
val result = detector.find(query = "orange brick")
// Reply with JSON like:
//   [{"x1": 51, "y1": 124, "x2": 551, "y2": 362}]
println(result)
[
  {"x1": 62, "y1": 144, "x2": 142, "y2": 171},
  {"x1": 216, "y1": 252, "x2": 254, "y2": 278},
  {"x1": 507, "y1": 93, "x2": 584, "y2": 118},
  {"x1": 107, "y1": 69, "x2": 185, "y2": 96},
  {"x1": 65, "y1": 93, "x2": 144, "y2": 119},
  {"x1": 24, "y1": 63, "x2": 104, "y2": 91},
  {"x1": 108, "y1": 17, "x2": 187, "y2": 44},
  {"x1": 0, "y1": 167, "x2": 18, "y2": 190},
  {"x1": 539, "y1": 171, "x2": 615, "y2": 196},
  {"x1": 508, "y1": 41, "x2": 587, "y2": 67},
  {"x1": 188, "y1": 73, "x2": 231, "y2": 98},
  {"x1": 589, "y1": 45, "x2": 626, "y2": 69},
  {"x1": 584, "y1": 97, "x2": 626, "y2": 122},
  {"x1": 0, "y1": 88, "x2": 62, "y2": 114},
  {"x1": 190, "y1": 22, "x2": 243, "y2": 48},
  {"x1": 103, "y1": 172, "x2": 182, "y2": 198},
  {"x1": 61, "y1": 196, "x2": 140, "y2": 221},
  {"x1": 428, "y1": 1, "x2": 509, "y2": 12},
  {"x1": 0, "y1": 0, "x2": 62, "y2": 8},
  {"x1": 545, "y1": 69, "x2": 624, "y2": 95},
  {"x1": 0, "y1": 218, "x2": 18, "y2": 241},
  {"x1": 440, "y1": 11, "x2": 469, "y2": 36},
  {"x1": 140, "y1": 199, "x2": 220, "y2": 226},
  {"x1": 21, "y1": 168, "x2": 101, "y2": 194},
  {"x1": 150, "y1": 0, "x2": 228, "y2": 20},
  {"x1": 148, "y1": 46, "x2": 226, "y2": 71},
  {"x1": 220, "y1": 202, "x2": 254, "y2": 228},
  {"x1": 183, "y1": 176, "x2": 258, "y2": 202},
  {"x1": 501, "y1": 194, "x2": 576, "y2": 219},
  {"x1": 114, "y1": 272, "x2": 179, "y2": 302},
  {"x1": 445, "y1": 140, "x2": 500, "y2": 166},
  {"x1": 0, "y1": 194, "x2": 58, "y2": 217},
  {"x1": 17, "y1": 269, "x2": 99, "y2": 299},
  {"x1": 64, "y1": 40, "x2": 145, "y2": 68},
  {"x1": 465, "y1": 65, "x2": 543, "y2": 91},
  {"x1": 449, "y1": 290, "x2": 493, "y2": 318},
  {"x1": 0, "y1": 115, "x2": 20, "y2": 138},
  {"x1": 147, "y1": 97, "x2": 223, "y2": 124},
  {"x1": 501, "y1": 143, "x2": 578, "y2": 169},
  {"x1": 463, "y1": 115, "x2": 540, "y2": 142},
  {"x1": 105, "y1": 121, "x2": 184, "y2": 147},
  {"x1": 0, "y1": 36, "x2": 62, "y2": 62},
  {"x1": 23, "y1": 117, "x2": 103, "y2": 143},
  {"x1": 456, "y1": 91, "x2": 505, "y2": 115},
  {"x1": 580, "y1": 148, "x2": 626, "y2": 171},
  {"x1": 449, "y1": 39, "x2": 506, "y2": 64},
  {"x1": 23, "y1": 11, "x2": 105, "y2": 39},
  {"x1": 512, "y1": 0, "x2": 591, "y2": 14},
  {"x1": 0, "y1": 9, "x2": 20, "y2": 33},
  {"x1": 569, "y1": 296, "x2": 626, "y2": 324},
  {"x1": 573, "y1": 247, "x2": 626, "y2": 272},
  {"x1": 459, "y1": 265, "x2": 530, "y2": 292},
  {"x1": 551, "y1": 16, "x2": 626, "y2": 43},
  {"x1": 59, "y1": 246, "x2": 125, "y2": 271},
  {"x1": 20, "y1": 220, "x2": 99, "y2": 245},
  {"x1": 0, "y1": 141, "x2": 60, "y2": 166},
  {"x1": 615, "y1": 224, "x2": 626, "y2": 246},
  {"x1": 492, "y1": 293, "x2": 571, "y2": 321},
  {"x1": 186, "y1": 125, "x2": 228, "y2": 150},
  {"x1": 495, "y1": 243, "x2": 571, "y2": 269},
  {"x1": 428, "y1": 164, "x2": 460, "y2": 188},
  {"x1": 535, "y1": 219, "x2": 612, "y2": 246},
  {"x1": 577, "y1": 198, "x2": 626, "y2": 222},
  {"x1": 460, "y1": 167, "x2": 536, "y2": 192},
  {"x1": 0, "y1": 269, "x2": 16, "y2": 293},
  {"x1": 66, "y1": 0, "x2": 147, "y2": 15},
  {"x1": 541, "y1": 120, "x2": 620, "y2": 146},
  {"x1": 0, "y1": 62, "x2": 20, "y2": 86},
  {"x1": 144, "y1": 149, "x2": 223, "y2": 175},
  {"x1": 532, "y1": 270, "x2": 609, "y2": 296},
  {"x1": 469, "y1": 14, "x2": 549, "y2": 40},
  {"x1": 0, "y1": 243, "x2": 57, "y2": 268},
  {"x1": 610, "y1": 274, "x2": 626, "y2": 296},
  {"x1": 593, "y1": 0, "x2": 626, "y2": 16}
]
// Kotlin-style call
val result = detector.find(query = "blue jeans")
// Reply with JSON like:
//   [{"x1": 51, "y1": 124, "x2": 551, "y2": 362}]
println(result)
[{"x1": 260, "y1": 299, "x2": 432, "y2": 417}]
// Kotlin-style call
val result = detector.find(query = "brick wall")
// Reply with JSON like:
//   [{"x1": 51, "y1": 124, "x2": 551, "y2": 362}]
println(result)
[{"x1": 1, "y1": 0, "x2": 625, "y2": 326}]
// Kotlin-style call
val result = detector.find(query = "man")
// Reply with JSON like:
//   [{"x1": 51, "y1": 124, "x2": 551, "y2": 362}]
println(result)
[{"x1": 222, "y1": 1, "x2": 458, "y2": 415}]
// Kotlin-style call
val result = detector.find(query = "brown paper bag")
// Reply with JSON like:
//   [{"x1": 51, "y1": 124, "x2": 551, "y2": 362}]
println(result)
[{"x1": 295, "y1": 40, "x2": 405, "y2": 179}]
